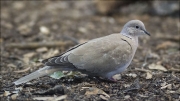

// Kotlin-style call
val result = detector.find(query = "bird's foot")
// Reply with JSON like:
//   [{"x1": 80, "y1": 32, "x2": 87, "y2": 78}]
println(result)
[
  {"x1": 108, "y1": 77, "x2": 118, "y2": 82},
  {"x1": 97, "y1": 77, "x2": 117, "y2": 83}
]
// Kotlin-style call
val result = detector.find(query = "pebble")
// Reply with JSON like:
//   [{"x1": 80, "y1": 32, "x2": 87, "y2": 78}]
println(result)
[
  {"x1": 124, "y1": 95, "x2": 130, "y2": 99},
  {"x1": 40, "y1": 26, "x2": 50, "y2": 35}
]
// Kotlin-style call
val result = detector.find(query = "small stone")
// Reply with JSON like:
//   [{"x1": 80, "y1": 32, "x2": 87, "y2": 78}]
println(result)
[
  {"x1": 40, "y1": 26, "x2": 50, "y2": 35},
  {"x1": 78, "y1": 27, "x2": 87, "y2": 33},
  {"x1": 126, "y1": 73, "x2": 137, "y2": 78},
  {"x1": 124, "y1": 95, "x2": 130, "y2": 99}
]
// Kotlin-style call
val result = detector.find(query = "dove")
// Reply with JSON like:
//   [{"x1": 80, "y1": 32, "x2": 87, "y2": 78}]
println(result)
[{"x1": 14, "y1": 20, "x2": 150, "y2": 85}]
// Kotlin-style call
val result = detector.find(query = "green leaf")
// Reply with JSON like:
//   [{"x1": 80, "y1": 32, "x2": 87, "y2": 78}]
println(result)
[{"x1": 50, "y1": 71, "x2": 65, "y2": 79}]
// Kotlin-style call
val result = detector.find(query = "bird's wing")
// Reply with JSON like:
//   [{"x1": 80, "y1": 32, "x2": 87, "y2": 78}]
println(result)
[
  {"x1": 68, "y1": 34, "x2": 134, "y2": 74},
  {"x1": 43, "y1": 34, "x2": 134, "y2": 74},
  {"x1": 14, "y1": 34, "x2": 133, "y2": 85},
  {"x1": 42, "y1": 42, "x2": 87, "y2": 66}
]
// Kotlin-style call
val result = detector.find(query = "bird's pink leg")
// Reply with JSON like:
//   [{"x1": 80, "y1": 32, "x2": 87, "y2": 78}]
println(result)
[{"x1": 108, "y1": 77, "x2": 118, "y2": 82}]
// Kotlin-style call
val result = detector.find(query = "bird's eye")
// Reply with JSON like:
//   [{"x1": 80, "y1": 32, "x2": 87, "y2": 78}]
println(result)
[{"x1": 135, "y1": 26, "x2": 139, "y2": 29}]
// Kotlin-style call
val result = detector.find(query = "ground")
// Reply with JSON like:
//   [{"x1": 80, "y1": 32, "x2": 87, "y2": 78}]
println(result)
[{"x1": 1, "y1": 1, "x2": 180, "y2": 101}]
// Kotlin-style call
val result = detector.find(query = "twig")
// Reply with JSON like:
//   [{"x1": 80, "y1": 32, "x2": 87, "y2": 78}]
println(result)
[
  {"x1": 165, "y1": 68, "x2": 180, "y2": 73},
  {"x1": 5, "y1": 41, "x2": 75, "y2": 49},
  {"x1": 134, "y1": 68, "x2": 152, "y2": 73},
  {"x1": 14, "y1": 67, "x2": 31, "y2": 73}
]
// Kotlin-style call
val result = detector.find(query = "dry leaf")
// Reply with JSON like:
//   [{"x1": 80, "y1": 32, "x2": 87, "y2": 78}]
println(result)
[
  {"x1": 112, "y1": 74, "x2": 121, "y2": 80},
  {"x1": 17, "y1": 24, "x2": 31, "y2": 35},
  {"x1": 161, "y1": 82, "x2": 167, "y2": 87},
  {"x1": 79, "y1": 39, "x2": 89, "y2": 44},
  {"x1": 161, "y1": 84, "x2": 172, "y2": 89},
  {"x1": 78, "y1": 27, "x2": 87, "y2": 33},
  {"x1": 0, "y1": 38, "x2": 3, "y2": 43},
  {"x1": 148, "y1": 63, "x2": 167, "y2": 71},
  {"x1": 54, "y1": 95, "x2": 67, "y2": 101},
  {"x1": 147, "y1": 52, "x2": 160, "y2": 59},
  {"x1": 15, "y1": 87, "x2": 23, "y2": 91},
  {"x1": 33, "y1": 97, "x2": 55, "y2": 101},
  {"x1": 23, "y1": 52, "x2": 36, "y2": 63},
  {"x1": 42, "y1": 49, "x2": 59, "y2": 59},
  {"x1": 7, "y1": 64, "x2": 16, "y2": 68},
  {"x1": 23, "y1": 52, "x2": 36, "y2": 58},
  {"x1": 100, "y1": 95, "x2": 109, "y2": 101},
  {"x1": 33, "y1": 95, "x2": 67, "y2": 101},
  {"x1": 124, "y1": 84, "x2": 131, "y2": 88},
  {"x1": 11, "y1": 94, "x2": 18, "y2": 100},
  {"x1": 3, "y1": 91, "x2": 11, "y2": 96},
  {"x1": 146, "y1": 72, "x2": 152, "y2": 79},
  {"x1": 166, "y1": 90, "x2": 176, "y2": 94},
  {"x1": 0, "y1": 94, "x2": 3, "y2": 97},
  {"x1": 83, "y1": 87, "x2": 110, "y2": 98}
]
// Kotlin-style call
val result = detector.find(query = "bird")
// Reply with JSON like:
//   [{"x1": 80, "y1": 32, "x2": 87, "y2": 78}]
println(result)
[{"x1": 14, "y1": 20, "x2": 150, "y2": 85}]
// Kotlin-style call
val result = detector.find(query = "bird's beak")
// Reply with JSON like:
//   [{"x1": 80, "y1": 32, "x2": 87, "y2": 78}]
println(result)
[{"x1": 142, "y1": 29, "x2": 150, "y2": 36}]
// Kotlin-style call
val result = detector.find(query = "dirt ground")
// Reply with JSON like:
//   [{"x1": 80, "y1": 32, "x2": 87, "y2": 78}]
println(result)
[{"x1": 1, "y1": 1, "x2": 180, "y2": 101}]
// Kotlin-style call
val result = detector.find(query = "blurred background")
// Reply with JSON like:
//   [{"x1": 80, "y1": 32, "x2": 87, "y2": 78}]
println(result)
[{"x1": 1, "y1": 0, "x2": 180, "y2": 100}]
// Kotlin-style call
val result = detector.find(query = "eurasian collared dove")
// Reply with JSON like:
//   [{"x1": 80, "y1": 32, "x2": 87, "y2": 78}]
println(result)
[{"x1": 14, "y1": 20, "x2": 150, "y2": 85}]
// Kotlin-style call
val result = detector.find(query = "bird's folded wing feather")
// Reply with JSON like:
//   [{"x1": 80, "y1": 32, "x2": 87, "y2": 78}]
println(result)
[
  {"x1": 42, "y1": 42, "x2": 87, "y2": 65},
  {"x1": 43, "y1": 34, "x2": 133, "y2": 74},
  {"x1": 68, "y1": 34, "x2": 133, "y2": 73}
]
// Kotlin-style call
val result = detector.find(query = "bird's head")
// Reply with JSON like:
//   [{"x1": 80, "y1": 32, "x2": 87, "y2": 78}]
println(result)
[{"x1": 121, "y1": 20, "x2": 150, "y2": 38}]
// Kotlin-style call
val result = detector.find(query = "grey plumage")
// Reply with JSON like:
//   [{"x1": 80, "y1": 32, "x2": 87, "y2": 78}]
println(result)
[{"x1": 14, "y1": 20, "x2": 150, "y2": 85}]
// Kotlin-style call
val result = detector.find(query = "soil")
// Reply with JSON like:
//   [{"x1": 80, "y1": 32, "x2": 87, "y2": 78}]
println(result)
[{"x1": 1, "y1": 1, "x2": 180, "y2": 101}]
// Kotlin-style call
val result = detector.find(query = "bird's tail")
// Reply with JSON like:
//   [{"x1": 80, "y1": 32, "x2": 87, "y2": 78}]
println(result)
[{"x1": 14, "y1": 66, "x2": 64, "y2": 85}]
